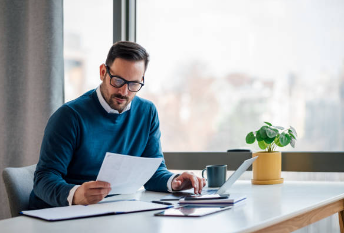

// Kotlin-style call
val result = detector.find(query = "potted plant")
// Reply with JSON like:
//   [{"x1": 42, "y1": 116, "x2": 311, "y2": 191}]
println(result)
[{"x1": 245, "y1": 122, "x2": 297, "y2": 185}]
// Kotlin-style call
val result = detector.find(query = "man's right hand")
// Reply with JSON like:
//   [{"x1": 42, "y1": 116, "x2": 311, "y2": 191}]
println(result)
[{"x1": 72, "y1": 181, "x2": 111, "y2": 205}]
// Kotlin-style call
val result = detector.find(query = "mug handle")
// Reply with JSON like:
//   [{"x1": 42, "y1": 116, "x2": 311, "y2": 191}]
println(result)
[{"x1": 202, "y1": 168, "x2": 206, "y2": 179}]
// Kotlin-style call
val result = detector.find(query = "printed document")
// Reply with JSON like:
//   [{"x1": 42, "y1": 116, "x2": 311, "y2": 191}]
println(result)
[{"x1": 96, "y1": 152, "x2": 162, "y2": 195}]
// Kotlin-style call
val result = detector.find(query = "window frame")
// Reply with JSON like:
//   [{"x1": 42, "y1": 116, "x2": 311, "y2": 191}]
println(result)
[
  {"x1": 113, "y1": 0, "x2": 136, "y2": 42},
  {"x1": 164, "y1": 152, "x2": 344, "y2": 172}
]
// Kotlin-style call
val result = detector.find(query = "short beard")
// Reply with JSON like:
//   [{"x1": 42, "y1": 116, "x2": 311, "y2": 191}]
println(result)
[
  {"x1": 100, "y1": 79, "x2": 129, "y2": 112},
  {"x1": 108, "y1": 93, "x2": 129, "y2": 112}
]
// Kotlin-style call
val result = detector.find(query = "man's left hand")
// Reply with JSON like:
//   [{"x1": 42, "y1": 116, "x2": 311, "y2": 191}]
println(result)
[{"x1": 171, "y1": 172, "x2": 206, "y2": 194}]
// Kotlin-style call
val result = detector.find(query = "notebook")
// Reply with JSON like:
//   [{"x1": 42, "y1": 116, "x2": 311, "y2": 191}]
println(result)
[
  {"x1": 161, "y1": 157, "x2": 257, "y2": 200},
  {"x1": 21, "y1": 200, "x2": 171, "y2": 221}
]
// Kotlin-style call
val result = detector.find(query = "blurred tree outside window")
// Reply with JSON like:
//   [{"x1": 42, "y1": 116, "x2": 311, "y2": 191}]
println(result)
[
  {"x1": 136, "y1": 0, "x2": 344, "y2": 152},
  {"x1": 64, "y1": 0, "x2": 344, "y2": 152}
]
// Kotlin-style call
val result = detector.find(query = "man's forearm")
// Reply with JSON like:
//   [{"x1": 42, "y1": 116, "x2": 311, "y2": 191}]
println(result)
[{"x1": 34, "y1": 168, "x2": 75, "y2": 207}]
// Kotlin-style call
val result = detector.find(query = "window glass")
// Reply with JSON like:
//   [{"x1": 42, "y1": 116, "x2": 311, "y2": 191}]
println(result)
[
  {"x1": 137, "y1": 0, "x2": 344, "y2": 151},
  {"x1": 64, "y1": 0, "x2": 113, "y2": 102}
]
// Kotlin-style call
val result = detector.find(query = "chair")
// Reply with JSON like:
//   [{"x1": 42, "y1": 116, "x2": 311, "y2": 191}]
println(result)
[{"x1": 2, "y1": 164, "x2": 36, "y2": 217}]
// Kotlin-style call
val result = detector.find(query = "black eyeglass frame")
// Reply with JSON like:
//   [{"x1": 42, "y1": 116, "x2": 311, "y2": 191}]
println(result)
[{"x1": 105, "y1": 65, "x2": 145, "y2": 92}]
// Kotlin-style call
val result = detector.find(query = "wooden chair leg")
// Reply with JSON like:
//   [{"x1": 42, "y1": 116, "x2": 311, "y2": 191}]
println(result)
[{"x1": 339, "y1": 211, "x2": 344, "y2": 233}]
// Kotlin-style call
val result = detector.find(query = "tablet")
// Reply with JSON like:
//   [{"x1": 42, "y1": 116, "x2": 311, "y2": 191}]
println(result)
[
  {"x1": 184, "y1": 194, "x2": 229, "y2": 200},
  {"x1": 154, "y1": 205, "x2": 232, "y2": 217}
]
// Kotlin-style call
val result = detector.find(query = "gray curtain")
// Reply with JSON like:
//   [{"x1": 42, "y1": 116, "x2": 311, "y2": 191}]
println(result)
[{"x1": 0, "y1": 0, "x2": 64, "y2": 219}]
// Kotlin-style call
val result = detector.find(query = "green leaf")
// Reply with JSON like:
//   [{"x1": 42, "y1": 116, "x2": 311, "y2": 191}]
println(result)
[
  {"x1": 290, "y1": 126, "x2": 298, "y2": 137},
  {"x1": 266, "y1": 127, "x2": 278, "y2": 138},
  {"x1": 289, "y1": 131, "x2": 296, "y2": 140},
  {"x1": 256, "y1": 130, "x2": 263, "y2": 141},
  {"x1": 279, "y1": 133, "x2": 291, "y2": 146},
  {"x1": 259, "y1": 126, "x2": 268, "y2": 139},
  {"x1": 275, "y1": 136, "x2": 283, "y2": 147},
  {"x1": 273, "y1": 126, "x2": 284, "y2": 130},
  {"x1": 258, "y1": 140, "x2": 267, "y2": 150},
  {"x1": 290, "y1": 138, "x2": 296, "y2": 148},
  {"x1": 264, "y1": 136, "x2": 275, "y2": 144},
  {"x1": 246, "y1": 132, "x2": 256, "y2": 144},
  {"x1": 264, "y1": 122, "x2": 272, "y2": 126}
]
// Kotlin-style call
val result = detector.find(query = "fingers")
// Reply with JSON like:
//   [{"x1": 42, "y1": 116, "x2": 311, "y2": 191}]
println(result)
[
  {"x1": 84, "y1": 181, "x2": 111, "y2": 201},
  {"x1": 190, "y1": 175, "x2": 200, "y2": 194},
  {"x1": 193, "y1": 176, "x2": 206, "y2": 194},
  {"x1": 172, "y1": 172, "x2": 205, "y2": 194},
  {"x1": 73, "y1": 181, "x2": 111, "y2": 205},
  {"x1": 198, "y1": 177, "x2": 206, "y2": 194},
  {"x1": 85, "y1": 181, "x2": 111, "y2": 189}
]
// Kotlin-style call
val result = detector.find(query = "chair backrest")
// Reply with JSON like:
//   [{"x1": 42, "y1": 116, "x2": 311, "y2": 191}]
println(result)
[{"x1": 2, "y1": 164, "x2": 36, "y2": 217}]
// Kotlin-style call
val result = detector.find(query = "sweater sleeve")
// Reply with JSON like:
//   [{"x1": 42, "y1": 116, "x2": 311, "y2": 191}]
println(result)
[
  {"x1": 142, "y1": 104, "x2": 173, "y2": 192},
  {"x1": 33, "y1": 105, "x2": 79, "y2": 207}
]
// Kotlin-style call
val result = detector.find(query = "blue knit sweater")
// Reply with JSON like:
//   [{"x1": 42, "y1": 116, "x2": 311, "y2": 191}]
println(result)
[{"x1": 29, "y1": 89, "x2": 173, "y2": 209}]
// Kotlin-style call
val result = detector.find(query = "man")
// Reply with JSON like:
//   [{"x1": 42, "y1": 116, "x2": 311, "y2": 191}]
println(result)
[{"x1": 29, "y1": 41, "x2": 205, "y2": 209}]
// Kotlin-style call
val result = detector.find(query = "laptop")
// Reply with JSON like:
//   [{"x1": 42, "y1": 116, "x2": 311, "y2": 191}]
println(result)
[{"x1": 161, "y1": 156, "x2": 257, "y2": 200}]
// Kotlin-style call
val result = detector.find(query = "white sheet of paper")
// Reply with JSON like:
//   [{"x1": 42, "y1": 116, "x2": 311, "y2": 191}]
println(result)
[{"x1": 96, "y1": 152, "x2": 163, "y2": 194}]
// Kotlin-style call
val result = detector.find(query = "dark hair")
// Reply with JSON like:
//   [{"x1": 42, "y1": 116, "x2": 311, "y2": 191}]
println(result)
[{"x1": 105, "y1": 41, "x2": 150, "y2": 71}]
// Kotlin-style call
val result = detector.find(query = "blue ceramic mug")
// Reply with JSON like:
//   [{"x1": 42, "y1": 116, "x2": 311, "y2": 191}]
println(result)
[{"x1": 202, "y1": 164, "x2": 227, "y2": 187}]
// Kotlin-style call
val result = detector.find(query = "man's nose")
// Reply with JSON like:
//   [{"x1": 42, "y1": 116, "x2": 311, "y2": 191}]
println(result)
[{"x1": 118, "y1": 84, "x2": 129, "y2": 96}]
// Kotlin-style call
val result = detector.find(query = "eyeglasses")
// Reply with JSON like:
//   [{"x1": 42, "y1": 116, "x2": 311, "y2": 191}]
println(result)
[{"x1": 105, "y1": 65, "x2": 144, "y2": 92}]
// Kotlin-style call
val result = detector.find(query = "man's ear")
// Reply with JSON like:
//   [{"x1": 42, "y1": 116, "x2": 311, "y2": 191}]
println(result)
[{"x1": 99, "y1": 64, "x2": 106, "y2": 81}]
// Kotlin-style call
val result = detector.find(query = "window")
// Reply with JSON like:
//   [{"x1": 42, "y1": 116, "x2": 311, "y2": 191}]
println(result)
[
  {"x1": 64, "y1": 0, "x2": 113, "y2": 102},
  {"x1": 137, "y1": 0, "x2": 344, "y2": 152}
]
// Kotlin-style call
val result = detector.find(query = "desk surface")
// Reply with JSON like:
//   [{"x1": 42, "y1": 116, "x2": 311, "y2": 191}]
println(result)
[{"x1": 1, "y1": 181, "x2": 344, "y2": 233}]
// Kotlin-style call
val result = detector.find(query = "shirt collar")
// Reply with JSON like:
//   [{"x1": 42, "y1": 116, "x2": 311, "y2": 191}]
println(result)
[{"x1": 96, "y1": 86, "x2": 131, "y2": 114}]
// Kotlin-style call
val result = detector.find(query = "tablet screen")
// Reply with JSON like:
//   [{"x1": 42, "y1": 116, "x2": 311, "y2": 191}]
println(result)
[{"x1": 154, "y1": 206, "x2": 231, "y2": 217}]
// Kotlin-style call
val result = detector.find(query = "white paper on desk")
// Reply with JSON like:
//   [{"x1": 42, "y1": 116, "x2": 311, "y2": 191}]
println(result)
[{"x1": 96, "y1": 152, "x2": 163, "y2": 195}]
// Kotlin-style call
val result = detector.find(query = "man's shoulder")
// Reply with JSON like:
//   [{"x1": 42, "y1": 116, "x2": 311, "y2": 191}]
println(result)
[
  {"x1": 51, "y1": 90, "x2": 96, "y2": 120},
  {"x1": 65, "y1": 89, "x2": 95, "y2": 108},
  {"x1": 62, "y1": 89, "x2": 97, "y2": 113},
  {"x1": 134, "y1": 95, "x2": 153, "y2": 104},
  {"x1": 133, "y1": 96, "x2": 157, "y2": 111}
]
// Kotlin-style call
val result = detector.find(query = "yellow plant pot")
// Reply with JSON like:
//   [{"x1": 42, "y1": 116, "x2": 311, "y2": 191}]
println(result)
[{"x1": 251, "y1": 151, "x2": 284, "y2": 185}]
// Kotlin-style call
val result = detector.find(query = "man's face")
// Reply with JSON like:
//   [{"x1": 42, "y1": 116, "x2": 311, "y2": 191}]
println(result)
[{"x1": 99, "y1": 58, "x2": 145, "y2": 113}]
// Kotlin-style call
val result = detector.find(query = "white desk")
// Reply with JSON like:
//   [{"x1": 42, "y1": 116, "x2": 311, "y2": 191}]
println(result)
[{"x1": 1, "y1": 181, "x2": 344, "y2": 233}]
